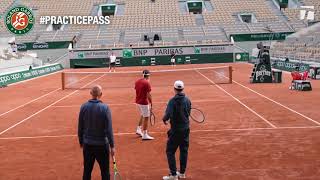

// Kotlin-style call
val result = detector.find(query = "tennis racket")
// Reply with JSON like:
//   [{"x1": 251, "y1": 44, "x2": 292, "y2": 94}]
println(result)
[
  {"x1": 113, "y1": 156, "x2": 122, "y2": 180},
  {"x1": 190, "y1": 108, "x2": 205, "y2": 123},
  {"x1": 150, "y1": 110, "x2": 156, "y2": 126}
]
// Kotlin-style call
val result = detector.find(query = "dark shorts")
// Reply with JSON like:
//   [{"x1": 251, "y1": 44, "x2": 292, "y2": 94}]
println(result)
[{"x1": 109, "y1": 62, "x2": 116, "y2": 67}]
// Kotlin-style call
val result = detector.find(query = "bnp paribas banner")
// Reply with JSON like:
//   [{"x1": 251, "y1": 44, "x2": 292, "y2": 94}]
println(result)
[
  {"x1": 231, "y1": 32, "x2": 293, "y2": 42},
  {"x1": 71, "y1": 45, "x2": 233, "y2": 59},
  {"x1": 17, "y1": 41, "x2": 70, "y2": 51},
  {"x1": 0, "y1": 64, "x2": 63, "y2": 86}
]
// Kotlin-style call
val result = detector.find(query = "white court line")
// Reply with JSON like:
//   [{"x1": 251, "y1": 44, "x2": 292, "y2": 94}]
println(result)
[
  {"x1": 0, "y1": 74, "x2": 92, "y2": 118},
  {"x1": 232, "y1": 79, "x2": 320, "y2": 126},
  {"x1": 0, "y1": 88, "x2": 60, "y2": 117},
  {"x1": 0, "y1": 74, "x2": 106, "y2": 136},
  {"x1": 1, "y1": 126, "x2": 320, "y2": 140},
  {"x1": 50, "y1": 98, "x2": 239, "y2": 108},
  {"x1": 210, "y1": 64, "x2": 319, "y2": 126},
  {"x1": 196, "y1": 70, "x2": 277, "y2": 128}
]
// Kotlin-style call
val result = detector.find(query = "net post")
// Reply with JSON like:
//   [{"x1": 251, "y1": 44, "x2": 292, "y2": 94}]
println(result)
[
  {"x1": 61, "y1": 72, "x2": 65, "y2": 90},
  {"x1": 229, "y1": 66, "x2": 233, "y2": 84}
]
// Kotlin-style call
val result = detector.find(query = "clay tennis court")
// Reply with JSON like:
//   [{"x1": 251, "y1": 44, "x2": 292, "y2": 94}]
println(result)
[{"x1": 0, "y1": 62, "x2": 320, "y2": 180}]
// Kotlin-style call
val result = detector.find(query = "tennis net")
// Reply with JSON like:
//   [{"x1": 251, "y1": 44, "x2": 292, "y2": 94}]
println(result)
[{"x1": 61, "y1": 66, "x2": 233, "y2": 90}]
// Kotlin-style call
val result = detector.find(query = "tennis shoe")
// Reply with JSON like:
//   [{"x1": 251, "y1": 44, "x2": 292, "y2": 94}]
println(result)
[
  {"x1": 162, "y1": 174, "x2": 178, "y2": 180},
  {"x1": 142, "y1": 132, "x2": 154, "y2": 140},
  {"x1": 136, "y1": 127, "x2": 143, "y2": 137},
  {"x1": 176, "y1": 171, "x2": 186, "y2": 178}
]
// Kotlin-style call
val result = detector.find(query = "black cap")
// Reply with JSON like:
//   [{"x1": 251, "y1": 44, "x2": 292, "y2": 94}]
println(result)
[{"x1": 142, "y1": 70, "x2": 150, "y2": 76}]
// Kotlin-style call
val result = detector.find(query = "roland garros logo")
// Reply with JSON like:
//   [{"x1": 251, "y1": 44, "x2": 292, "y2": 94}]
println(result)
[{"x1": 5, "y1": 6, "x2": 34, "y2": 35}]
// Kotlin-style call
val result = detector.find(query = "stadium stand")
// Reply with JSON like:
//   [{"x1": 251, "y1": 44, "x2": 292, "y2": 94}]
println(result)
[
  {"x1": 0, "y1": 0, "x2": 14, "y2": 35},
  {"x1": 0, "y1": 0, "x2": 318, "y2": 64},
  {"x1": 282, "y1": 0, "x2": 319, "y2": 22},
  {"x1": 108, "y1": 0, "x2": 196, "y2": 29},
  {"x1": 271, "y1": 22, "x2": 320, "y2": 62},
  {"x1": 203, "y1": 0, "x2": 280, "y2": 24}
]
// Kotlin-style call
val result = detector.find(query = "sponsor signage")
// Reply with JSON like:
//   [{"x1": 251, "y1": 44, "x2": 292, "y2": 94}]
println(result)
[
  {"x1": 17, "y1": 41, "x2": 70, "y2": 51},
  {"x1": 273, "y1": 60, "x2": 309, "y2": 72},
  {"x1": 0, "y1": 64, "x2": 63, "y2": 86},
  {"x1": 70, "y1": 45, "x2": 233, "y2": 59}
]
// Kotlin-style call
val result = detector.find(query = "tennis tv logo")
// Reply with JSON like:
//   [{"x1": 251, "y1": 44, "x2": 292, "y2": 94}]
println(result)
[{"x1": 5, "y1": 6, "x2": 34, "y2": 35}]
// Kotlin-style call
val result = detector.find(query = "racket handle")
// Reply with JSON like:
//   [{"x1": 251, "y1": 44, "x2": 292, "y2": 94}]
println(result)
[{"x1": 113, "y1": 156, "x2": 116, "y2": 164}]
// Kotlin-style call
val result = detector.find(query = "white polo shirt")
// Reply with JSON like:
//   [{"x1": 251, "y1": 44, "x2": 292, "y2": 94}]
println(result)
[{"x1": 110, "y1": 55, "x2": 116, "y2": 63}]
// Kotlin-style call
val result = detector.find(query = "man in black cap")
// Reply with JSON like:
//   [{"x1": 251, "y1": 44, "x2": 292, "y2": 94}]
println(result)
[{"x1": 162, "y1": 80, "x2": 191, "y2": 180}]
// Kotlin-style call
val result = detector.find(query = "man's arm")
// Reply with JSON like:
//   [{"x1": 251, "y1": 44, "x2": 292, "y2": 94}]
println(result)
[
  {"x1": 78, "y1": 106, "x2": 84, "y2": 147},
  {"x1": 105, "y1": 107, "x2": 115, "y2": 149},
  {"x1": 146, "y1": 81, "x2": 152, "y2": 107},
  {"x1": 162, "y1": 100, "x2": 172, "y2": 124},
  {"x1": 187, "y1": 98, "x2": 191, "y2": 116},
  {"x1": 147, "y1": 92, "x2": 152, "y2": 108}
]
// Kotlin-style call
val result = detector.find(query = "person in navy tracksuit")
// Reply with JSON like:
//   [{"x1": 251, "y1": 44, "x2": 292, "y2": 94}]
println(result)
[
  {"x1": 78, "y1": 85, "x2": 115, "y2": 180},
  {"x1": 162, "y1": 80, "x2": 191, "y2": 180}
]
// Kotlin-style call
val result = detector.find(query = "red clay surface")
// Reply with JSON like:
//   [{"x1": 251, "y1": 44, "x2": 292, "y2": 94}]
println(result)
[{"x1": 1, "y1": 63, "x2": 320, "y2": 180}]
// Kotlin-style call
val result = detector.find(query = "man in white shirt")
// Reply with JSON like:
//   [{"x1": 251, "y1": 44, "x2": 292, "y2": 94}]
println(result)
[
  {"x1": 11, "y1": 42, "x2": 17, "y2": 53},
  {"x1": 170, "y1": 52, "x2": 176, "y2": 67},
  {"x1": 109, "y1": 52, "x2": 116, "y2": 72}
]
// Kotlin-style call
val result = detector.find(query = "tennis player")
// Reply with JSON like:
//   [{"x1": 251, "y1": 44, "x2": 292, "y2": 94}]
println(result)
[
  {"x1": 135, "y1": 70, "x2": 154, "y2": 140},
  {"x1": 162, "y1": 80, "x2": 191, "y2": 180},
  {"x1": 78, "y1": 85, "x2": 115, "y2": 180},
  {"x1": 109, "y1": 52, "x2": 116, "y2": 72},
  {"x1": 170, "y1": 52, "x2": 176, "y2": 67}
]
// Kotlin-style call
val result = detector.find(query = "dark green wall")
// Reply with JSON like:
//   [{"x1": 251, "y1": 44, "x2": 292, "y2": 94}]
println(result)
[{"x1": 70, "y1": 53, "x2": 234, "y2": 68}]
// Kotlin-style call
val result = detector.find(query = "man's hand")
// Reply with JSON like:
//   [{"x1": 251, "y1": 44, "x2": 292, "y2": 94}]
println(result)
[{"x1": 111, "y1": 147, "x2": 116, "y2": 157}]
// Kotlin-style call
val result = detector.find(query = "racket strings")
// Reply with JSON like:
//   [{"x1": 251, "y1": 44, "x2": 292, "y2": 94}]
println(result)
[{"x1": 190, "y1": 108, "x2": 205, "y2": 123}]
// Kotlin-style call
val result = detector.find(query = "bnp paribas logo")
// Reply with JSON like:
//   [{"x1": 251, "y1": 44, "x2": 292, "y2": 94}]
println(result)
[{"x1": 5, "y1": 5, "x2": 34, "y2": 35}]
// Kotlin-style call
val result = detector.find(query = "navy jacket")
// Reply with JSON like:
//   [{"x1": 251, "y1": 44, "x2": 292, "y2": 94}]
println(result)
[
  {"x1": 78, "y1": 99, "x2": 114, "y2": 148},
  {"x1": 163, "y1": 93, "x2": 191, "y2": 131}
]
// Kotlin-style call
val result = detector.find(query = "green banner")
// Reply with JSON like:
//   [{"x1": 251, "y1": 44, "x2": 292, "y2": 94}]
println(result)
[
  {"x1": 194, "y1": 47, "x2": 201, "y2": 54},
  {"x1": 231, "y1": 32, "x2": 293, "y2": 42},
  {"x1": 70, "y1": 53, "x2": 234, "y2": 68},
  {"x1": 0, "y1": 64, "x2": 63, "y2": 86},
  {"x1": 100, "y1": 4, "x2": 116, "y2": 16},
  {"x1": 272, "y1": 60, "x2": 310, "y2": 72},
  {"x1": 235, "y1": 53, "x2": 249, "y2": 61},
  {"x1": 277, "y1": 0, "x2": 288, "y2": 8},
  {"x1": 17, "y1": 41, "x2": 70, "y2": 51},
  {"x1": 278, "y1": 0, "x2": 288, "y2": 3},
  {"x1": 187, "y1": 1, "x2": 202, "y2": 11},
  {"x1": 101, "y1": 5, "x2": 116, "y2": 13},
  {"x1": 122, "y1": 49, "x2": 133, "y2": 58},
  {"x1": 70, "y1": 45, "x2": 233, "y2": 59}
]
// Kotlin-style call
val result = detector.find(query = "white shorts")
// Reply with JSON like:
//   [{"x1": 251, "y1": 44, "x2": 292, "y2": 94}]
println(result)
[
  {"x1": 136, "y1": 104, "x2": 150, "y2": 118},
  {"x1": 171, "y1": 58, "x2": 175, "y2": 63}
]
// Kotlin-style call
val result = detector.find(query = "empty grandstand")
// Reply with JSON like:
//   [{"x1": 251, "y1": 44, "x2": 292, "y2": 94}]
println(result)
[
  {"x1": 0, "y1": 0, "x2": 311, "y2": 50},
  {"x1": 271, "y1": 22, "x2": 320, "y2": 62},
  {"x1": 0, "y1": 0, "x2": 319, "y2": 67}
]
